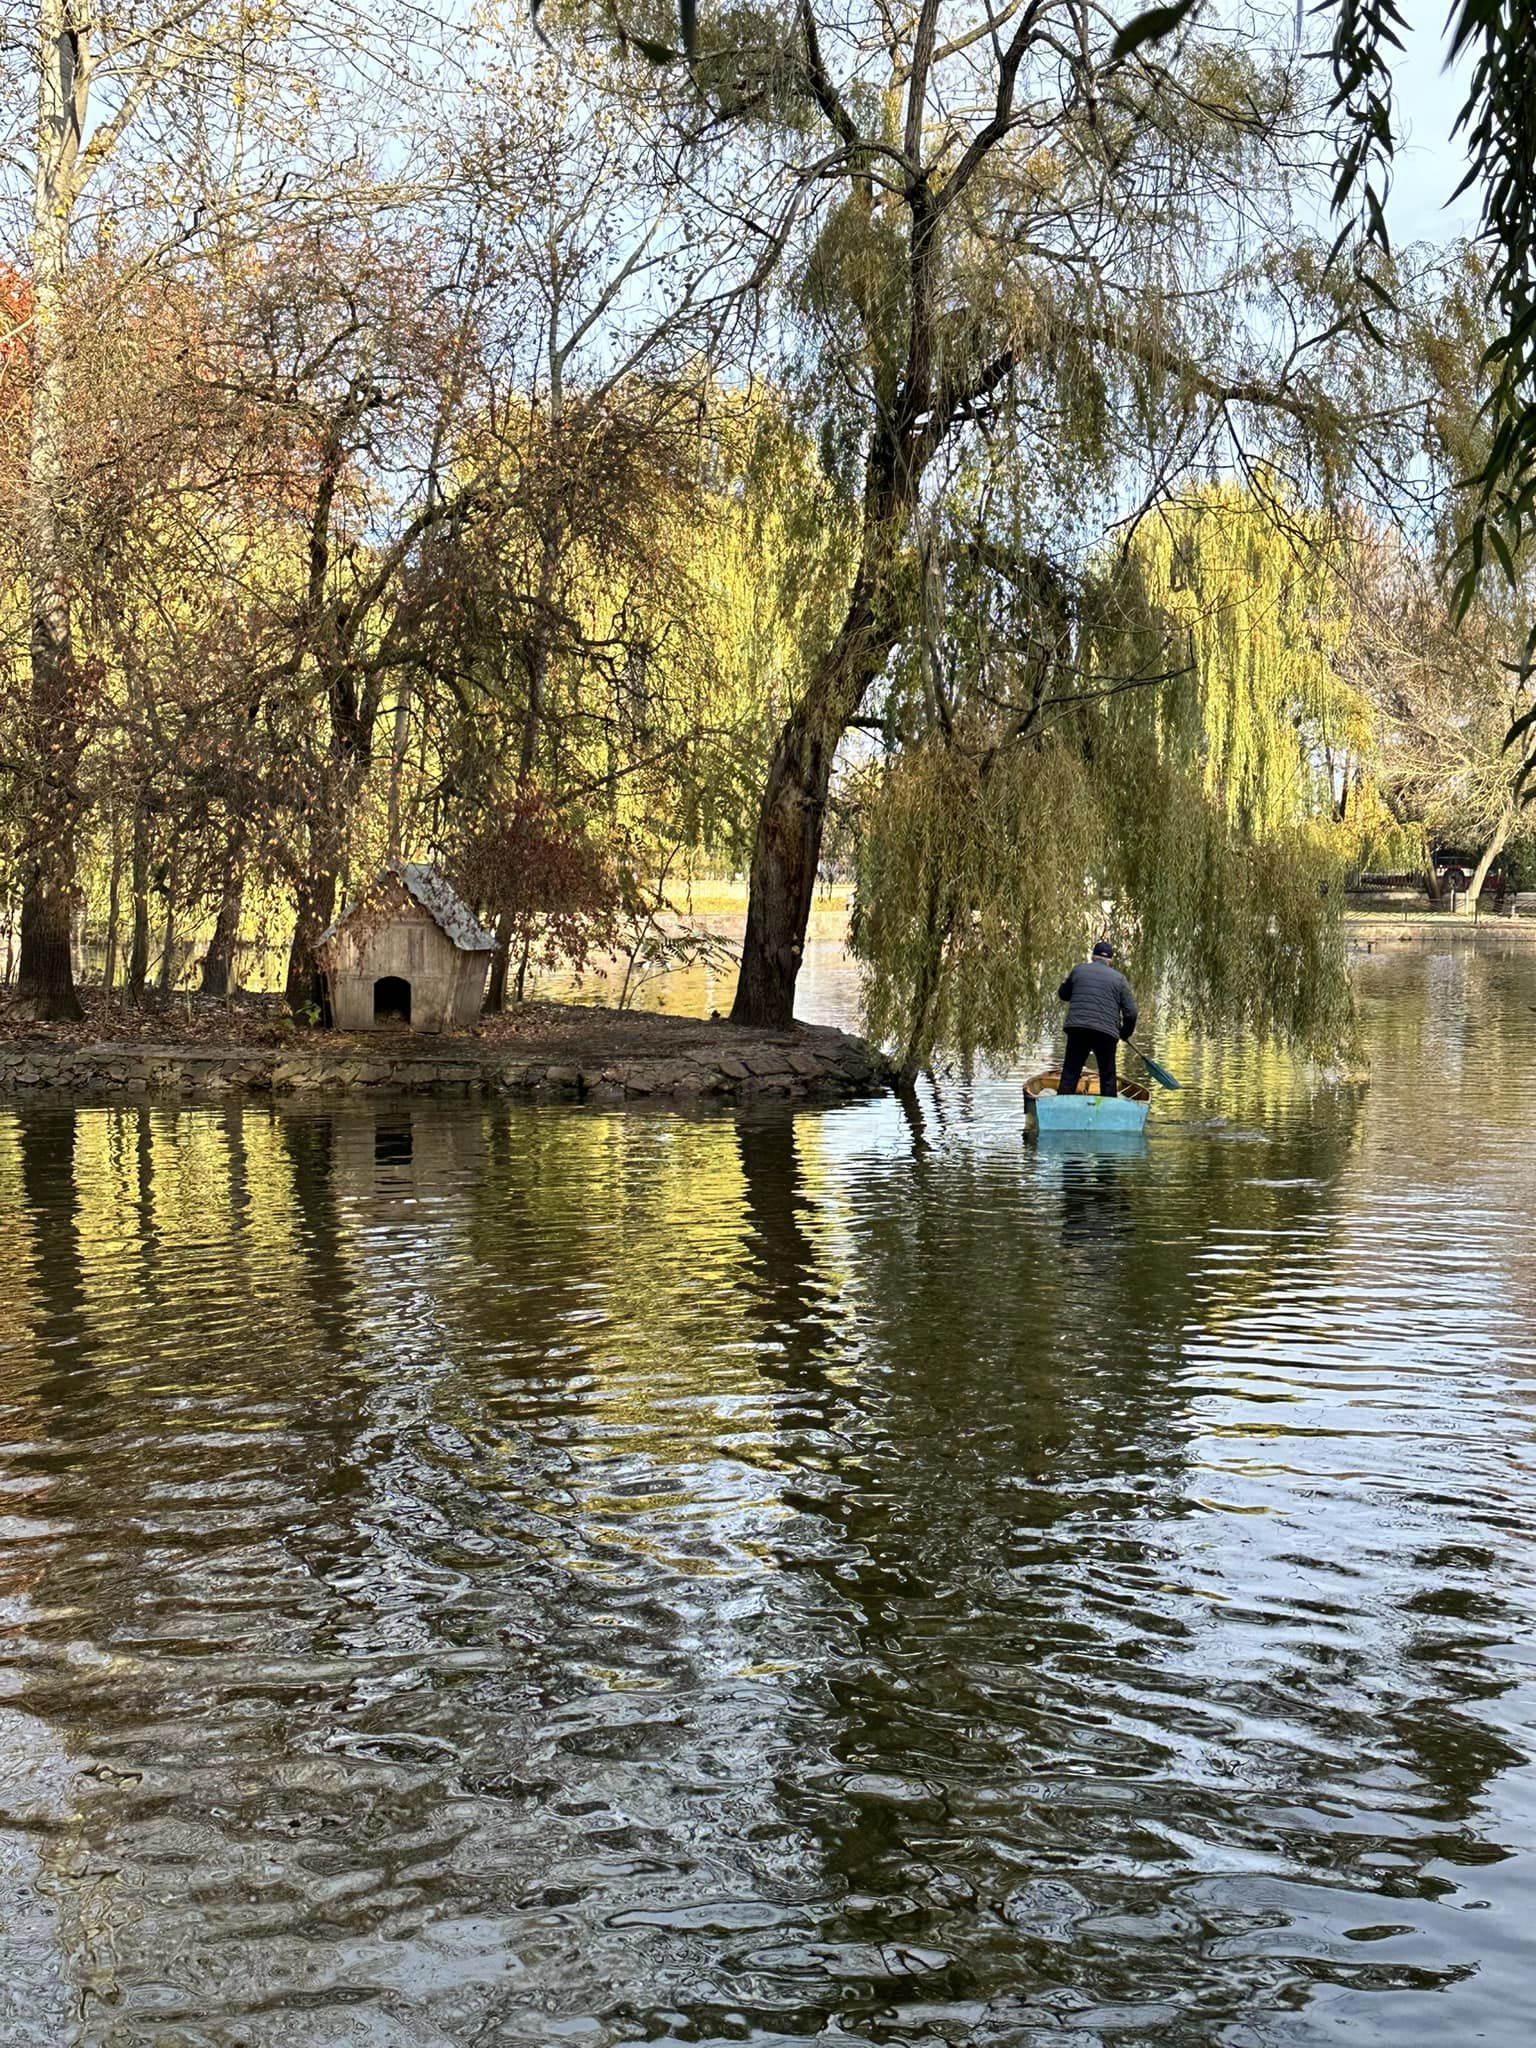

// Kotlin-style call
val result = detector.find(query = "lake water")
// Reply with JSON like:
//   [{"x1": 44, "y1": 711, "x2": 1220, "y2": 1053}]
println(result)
[{"x1": 2, "y1": 941, "x2": 1535, "y2": 2045}]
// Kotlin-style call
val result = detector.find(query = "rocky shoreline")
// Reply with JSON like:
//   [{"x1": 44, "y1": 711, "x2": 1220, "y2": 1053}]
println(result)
[{"x1": 0, "y1": 1008, "x2": 894, "y2": 1105}]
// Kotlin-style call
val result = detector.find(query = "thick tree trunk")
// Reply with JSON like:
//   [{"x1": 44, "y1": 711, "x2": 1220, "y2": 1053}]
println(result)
[
  {"x1": 11, "y1": 603, "x2": 83, "y2": 1019},
  {"x1": 201, "y1": 856, "x2": 244, "y2": 998},
  {"x1": 729, "y1": 722, "x2": 832, "y2": 1030},
  {"x1": 731, "y1": 275, "x2": 939, "y2": 1027},
  {"x1": 731, "y1": 520, "x2": 909, "y2": 1029},
  {"x1": 1468, "y1": 814, "x2": 1511, "y2": 910},
  {"x1": 13, "y1": 842, "x2": 81, "y2": 1021},
  {"x1": 286, "y1": 731, "x2": 358, "y2": 1020},
  {"x1": 286, "y1": 866, "x2": 337, "y2": 1019}
]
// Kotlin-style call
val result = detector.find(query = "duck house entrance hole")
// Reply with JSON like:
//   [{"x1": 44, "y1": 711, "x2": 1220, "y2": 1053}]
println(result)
[{"x1": 373, "y1": 975, "x2": 412, "y2": 1026}]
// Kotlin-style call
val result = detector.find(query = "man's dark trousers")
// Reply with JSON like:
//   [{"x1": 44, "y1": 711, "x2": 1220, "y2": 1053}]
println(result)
[{"x1": 1058, "y1": 1028, "x2": 1119, "y2": 1097}]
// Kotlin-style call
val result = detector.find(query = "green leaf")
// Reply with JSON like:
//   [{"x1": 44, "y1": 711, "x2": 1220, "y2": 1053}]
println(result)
[
  {"x1": 1486, "y1": 518, "x2": 1517, "y2": 584},
  {"x1": 1450, "y1": 560, "x2": 1479, "y2": 624}
]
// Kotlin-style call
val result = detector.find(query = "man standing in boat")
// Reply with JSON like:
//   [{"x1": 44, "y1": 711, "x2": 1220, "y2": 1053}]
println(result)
[{"x1": 1055, "y1": 941, "x2": 1138, "y2": 1098}]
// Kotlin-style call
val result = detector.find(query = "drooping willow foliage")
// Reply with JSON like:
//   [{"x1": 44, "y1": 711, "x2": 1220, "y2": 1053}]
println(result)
[
  {"x1": 852, "y1": 734, "x2": 1354, "y2": 1075},
  {"x1": 851, "y1": 738, "x2": 1101, "y2": 1076},
  {"x1": 850, "y1": 489, "x2": 1365, "y2": 1075},
  {"x1": 1114, "y1": 490, "x2": 1370, "y2": 843}
]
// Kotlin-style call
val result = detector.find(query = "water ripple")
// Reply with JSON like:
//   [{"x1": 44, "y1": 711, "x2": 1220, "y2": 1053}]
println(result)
[{"x1": 0, "y1": 949, "x2": 1534, "y2": 2042}]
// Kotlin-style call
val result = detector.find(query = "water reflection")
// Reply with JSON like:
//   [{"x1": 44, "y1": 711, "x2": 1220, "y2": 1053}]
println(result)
[{"x1": 0, "y1": 948, "x2": 1533, "y2": 2042}]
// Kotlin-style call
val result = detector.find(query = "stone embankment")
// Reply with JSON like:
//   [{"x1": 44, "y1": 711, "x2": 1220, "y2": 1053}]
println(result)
[
  {"x1": 1345, "y1": 913, "x2": 1536, "y2": 945},
  {"x1": 0, "y1": 1016, "x2": 893, "y2": 1104}
]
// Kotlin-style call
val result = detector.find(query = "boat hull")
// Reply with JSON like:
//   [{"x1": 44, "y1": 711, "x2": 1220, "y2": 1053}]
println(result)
[{"x1": 1030, "y1": 1092, "x2": 1150, "y2": 1134}]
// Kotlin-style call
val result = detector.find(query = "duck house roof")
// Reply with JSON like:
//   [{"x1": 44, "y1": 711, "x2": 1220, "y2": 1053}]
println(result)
[{"x1": 319, "y1": 862, "x2": 497, "y2": 953}]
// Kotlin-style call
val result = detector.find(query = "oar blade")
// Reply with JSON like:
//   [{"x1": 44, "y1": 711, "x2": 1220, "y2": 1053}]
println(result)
[{"x1": 1136, "y1": 1051, "x2": 1182, "y2": 1090}]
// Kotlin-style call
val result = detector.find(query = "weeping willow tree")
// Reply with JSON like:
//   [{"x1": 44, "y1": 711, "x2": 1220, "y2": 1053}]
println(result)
[
  {"x1": 1121, "y1": 490, "x2": 1368, "y2": 840},
  {"x1": 851, "y1": 486, "x2": 1366, "y2": 1078}
]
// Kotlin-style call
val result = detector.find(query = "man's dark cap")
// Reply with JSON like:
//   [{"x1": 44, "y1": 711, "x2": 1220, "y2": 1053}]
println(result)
[{"x1": 1092, "y1": 940, "x2": 1115, "y2": 958}]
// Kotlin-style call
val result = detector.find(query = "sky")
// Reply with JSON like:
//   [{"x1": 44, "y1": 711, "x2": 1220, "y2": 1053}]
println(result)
[{"x1": 1386, "y1": 4, "x2": 1479, "y2": 247}]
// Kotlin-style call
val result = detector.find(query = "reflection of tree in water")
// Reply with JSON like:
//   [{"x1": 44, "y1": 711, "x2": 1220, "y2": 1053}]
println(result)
[
  {"x1": 0, "y1": 1105, "x2": 501, "y2": 2033},
  {"x1": 12, "y1": 1106, "x2": 91, "y2": 1360},
  {"x1": 5, "y1": 1109, "x2": 143, "y2": 2028},
  {"x1": 8, "y1": 1100, "x2": 691, "y2": 2037},
  {"x1": 0, "y1": 1075, "x2": 1531, "y2": 2043},
  {"x1": 734, "y1": 1109, "x2": 846, "y2": 1428},
  {"x1": 275, "y1": 1108, "x2": 354, "y2": 1350},
  {"x1": 731, "y1": 1088, "x2": 1524, "y2": 2040}
]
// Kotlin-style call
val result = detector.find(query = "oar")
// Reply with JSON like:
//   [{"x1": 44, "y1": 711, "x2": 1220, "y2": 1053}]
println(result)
[{"x1": 1128, "y1": 1044, "x2": 1181, "y2": 1090}]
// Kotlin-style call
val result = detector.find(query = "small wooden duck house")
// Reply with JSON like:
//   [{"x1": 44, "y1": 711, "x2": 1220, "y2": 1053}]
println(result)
[{"x1": 317, "y1": 863, "x2": 495, "y2": 1032}]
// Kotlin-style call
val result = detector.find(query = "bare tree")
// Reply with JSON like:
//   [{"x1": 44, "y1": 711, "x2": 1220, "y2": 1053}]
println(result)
[
  {"x1": 0, "y1": 0, "x2": 455, "y2": 1014},
  {"x1": 1347, "y1": 534, "x2": 1536, "y2": 903}
]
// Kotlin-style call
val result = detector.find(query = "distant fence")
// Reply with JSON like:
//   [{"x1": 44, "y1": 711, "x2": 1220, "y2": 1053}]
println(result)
[
  {"x1": 1348, "y1": 872, "x2": 1430, "y2": 895},
  {"x1": 1346, "y1": 872, "x2": 1536, "y2": 916}
]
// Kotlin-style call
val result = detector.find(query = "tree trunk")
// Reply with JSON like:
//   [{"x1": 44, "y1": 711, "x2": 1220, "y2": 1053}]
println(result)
[
  {"x1": 157, "y1": 898, "x2": 176, "y2": 994},
  {"x1": 285, "y1": 865, "x2": 337, "y2": 1019},
  {"x1": 731, "y1": 530, "x2": 908, "y2": 1029},
  {"x1": 102, "y1": 817, "x2": 122, "y2": 1000},
  {"x1": 286, "y1": 730, "x2": 355, "y2": 1020},
  {"x1": 729, "y1": 717, "x2": 836, "y2": 1030},
  {"x1": 1468, "y1": 814, "x2": 1512, "y2": 910},
  {"x1": 483, "y1": 910, "x2": 514, "y2": 1014},
  {"x1": 519, "y1": 534, "x2": 559, "y2": 781},
  {"x1": 731, "y1": 328, "x2": 934, "y2": 1027},
  {"x1": 385, "y1": 678, "x2": 412, "y2": 860},
  {"x1": 520, "y1": 634, "x2": 548, "y2": 780},
  {"x1": 127, "y1": 801, "x2": 151, "y2": 1002},
  {"x1": 156, "y1": 843, "x2": 179, "y2": 995},
  {"x1": 12, "y1": 0, "x2": 88, "y2": 1024},
  {"x1": 494, "y1": 517, "x2": 561, "y2": 1018},
  {"x1": 518, "y1": 361, "x2": 564, "y2": 780},
  {"x1": 13, "y1": 843, "x2": 80, "y2": 1022},
  {"x1": 201, "y1": 852, "x2": 244, "y2": 997}
]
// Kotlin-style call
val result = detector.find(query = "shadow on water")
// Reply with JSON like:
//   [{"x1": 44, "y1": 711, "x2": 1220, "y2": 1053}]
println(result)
[{"x1": 0, "y1": 948, "x2": 1534, "y2": 2045}]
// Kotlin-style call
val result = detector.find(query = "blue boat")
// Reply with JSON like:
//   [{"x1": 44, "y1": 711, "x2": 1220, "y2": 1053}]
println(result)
[
  {"x1": 1031, "y1": 1092, "x2": 1149, "y2": 1134},
  {"x1": 1024, "y1": 1069, "x2": 1151, "y2": 1136}
]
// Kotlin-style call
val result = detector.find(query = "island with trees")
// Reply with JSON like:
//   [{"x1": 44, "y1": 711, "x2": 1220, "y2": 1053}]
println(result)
[{"x1": 4, "y1": 0, "x2": 1535, "y2": 1093}]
